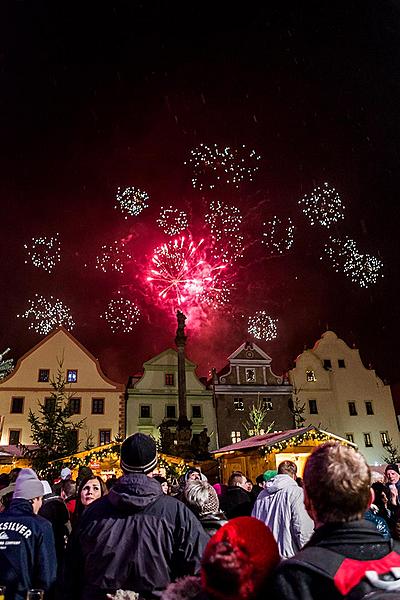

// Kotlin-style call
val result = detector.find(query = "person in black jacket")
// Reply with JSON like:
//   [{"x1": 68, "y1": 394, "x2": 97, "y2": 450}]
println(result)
[
  {"x1": 219, "y1": 471, "x2": 253, "y2": 519},
  {"x1": 271, "y1": 442, "x2": 400, "y2": 600},
  {"x1": 63, "y1": 433, "x2": 208, "y2": 600}
]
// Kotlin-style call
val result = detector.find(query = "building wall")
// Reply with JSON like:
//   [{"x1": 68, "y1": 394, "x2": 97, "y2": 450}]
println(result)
[
  {"x1": 126, "y1": 348, "x2": 217, "y2": 450},
  {"x1": 289, "y1": 330, "x2": 399, "y2": 464},
  {"x1": 213, "y1": 342, "x2": 293, "y2": 448},
  {"x1": 0, "y1": 328, "x2": 124, "y2": 448}
]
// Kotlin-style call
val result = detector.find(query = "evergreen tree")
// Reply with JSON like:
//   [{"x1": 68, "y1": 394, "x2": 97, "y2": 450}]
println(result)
[
  {"x1": 244, "y1": 396, "x2": 274, "y2": 437},
  {"x1": 26, "y1": 357, "x2": 85, "y2": 477},
  {"x1": 382, "y1": 437, "x2": 400, "y2": 464},
  {"x1": 289, "y1": 388, "x2": 306, "y2": 428}
]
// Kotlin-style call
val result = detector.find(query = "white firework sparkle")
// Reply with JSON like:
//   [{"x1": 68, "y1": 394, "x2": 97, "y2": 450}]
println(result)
[
  {"x1": 205, "y1": 199, "x2": 244, "y2": 262},
  {"x1": 157, "y1": 206, "x2": 189, "y2": 235},
  {"x1": 24, "y1": 233, "x2": 61, "y2": 273},
  {"x1": 299, "y1": 182, "x2": 345, "y2": 228},
  {"x1": 95, "y1": 241, "x2": 132, "y2": 274},
  {"x1": 248, "y1": 311, "x2": 278, "y2": 341},
  {"x1": 262, "y1": 216, "x2": 295, "y2": 254},
  {"x1": 323, "y1": 236, "x2": 384, "y2": 288},
  {"x1": 18, "y1": 295, "x2": 75, "y2": 335},
  {"x1": 101, "y1": 298, "x2": 141, "y2": 333},
  {"x1": 115, "y1": 186, "x2": 149, "y2": 218}
]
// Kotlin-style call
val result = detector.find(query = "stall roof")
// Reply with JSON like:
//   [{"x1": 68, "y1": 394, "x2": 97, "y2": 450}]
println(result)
[{"x1": 212, "y1": 425, "x2": 356, "y2": 455}]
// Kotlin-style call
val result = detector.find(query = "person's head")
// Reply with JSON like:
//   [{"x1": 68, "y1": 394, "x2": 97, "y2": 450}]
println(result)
[
  {"x1": 372, "y1": 482, "x2": 388, "y2": 510},
  {"x1": 120, "y1": 432, "x2": 158, "y2": 475},
  {"x1": 277, "y1": 460, "x2": 297, "y2": 479},
  {"x1": 0, "y1": 473, "x2": 10, "y2": 491},
  {"x1": 185, "y1": 468, "x2": 202, "y2": 482},
  {"x1": 60, "y1": 467, "x2": 72, "y2": 481},
  {"x1": 255, "y1": 474, "x2": 264, "y2": 488},
  {"x1": 61, "y1": 479, "x2": 76, "y2": 500},
  {"x1": 184, "y1": 480, "x2": 220, "y2": 516},
  {"x1": 228, "y1": 472, "x2": 247, "y2": 489},
  {"x1": 152, "y1": 475, "x2": 168, "y2": 494},
  {"x1": 8, "y1": 467, "x2": 22, "y2": 484},
  {"x1": 0, "y1": 483, "x2": 15, "y2": 512},
  {"x1": 303, "y1": 442, "x2": 371, "y2": 526},
  {"x1": 78, "y1": 475, "x2": 106, "y2": 508},
  {"x1": 244, "y1": 479, "x2": 253, "y2": 493},
  {"x1": 13, "y1": 468, "x2": 44, "y2": 514},
  {"x1": 370, "y1": 470, "x2": 385, "y2": 485},
  {"x1": 385, "y1": 464, "x2": 400, "y2": 485},
  {"x1": 201, "y1": 517, "x2": 280, "y2": 600},
  {"x1": 263, "y1": 470, "x2": 277, "y2": 483}
]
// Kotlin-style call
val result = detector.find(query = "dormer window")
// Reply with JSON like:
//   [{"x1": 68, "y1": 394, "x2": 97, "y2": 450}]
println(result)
[
  {"x1": 306, "y1": 370, "x2": 316, "y2": 382},
  {"x1": 245, "y1": 368, "x2": 256, "y2": 383}
]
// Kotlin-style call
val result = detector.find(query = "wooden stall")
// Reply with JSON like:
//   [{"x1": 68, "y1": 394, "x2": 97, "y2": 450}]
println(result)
[{"x1": 212, "y1": 425, "x2": 357, "y2": 484}]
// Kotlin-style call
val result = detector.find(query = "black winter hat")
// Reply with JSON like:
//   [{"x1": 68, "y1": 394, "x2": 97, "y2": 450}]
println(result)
[
  {"x1": 121, "y1": 433, "x2": 158, "y2": 474},
  {"x1": 385, "y1": 463, "x2": 400, "y2": 475}
]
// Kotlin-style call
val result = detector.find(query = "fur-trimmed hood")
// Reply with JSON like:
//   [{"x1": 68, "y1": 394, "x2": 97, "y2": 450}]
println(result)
[{"x1": 161, "y1": 576, "x2": 206, "y2": 600}]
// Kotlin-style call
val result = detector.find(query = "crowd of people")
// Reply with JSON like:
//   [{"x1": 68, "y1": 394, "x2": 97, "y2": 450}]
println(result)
[{"x1": 1, "y1": 433, "x2": 400, "y2": 599}]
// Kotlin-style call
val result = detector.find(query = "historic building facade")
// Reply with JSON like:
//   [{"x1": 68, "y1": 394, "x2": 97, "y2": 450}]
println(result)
[
  {"x1": 211, "y1": 341, "x2": 293, "y2": 448},
  {"x1": 126, "y1": 348, "x2": 218, "y2": 451},
  {"x1": 289, "y1": 330, "x2": 398, "y2": 464},
  {"x1": 0, "y1": 327, "x2": 124, "y2": 448}
]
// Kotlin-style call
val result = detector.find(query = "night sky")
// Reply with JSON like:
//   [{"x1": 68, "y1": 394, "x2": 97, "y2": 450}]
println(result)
[{"x1": 1, "y1": 1, "x2": 400, "y2": 385}]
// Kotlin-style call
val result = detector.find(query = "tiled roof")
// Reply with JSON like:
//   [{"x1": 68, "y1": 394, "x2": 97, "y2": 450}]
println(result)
[{"x1": 212, "y1": 425, "x2": 316, "y2": 454}]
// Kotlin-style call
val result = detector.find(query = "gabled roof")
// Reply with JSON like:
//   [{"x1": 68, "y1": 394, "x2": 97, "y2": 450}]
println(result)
[
  {"x1": 212, "y1": 425, "x2": 356, "y2": 455},
  {"x1": 142, "y1": 348, "x2": 197, "y2": 369},
  {"x1": 227, "y1": 341, "x2": 272, "y2": 363},
  {"x1": 0, "y1": 326, "x2": 123, "y2": 388}
]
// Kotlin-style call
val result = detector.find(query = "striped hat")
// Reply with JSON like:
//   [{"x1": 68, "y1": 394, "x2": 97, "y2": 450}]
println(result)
[{"x1": 121, "y1": 433, "x2": 158, "y2": 474}]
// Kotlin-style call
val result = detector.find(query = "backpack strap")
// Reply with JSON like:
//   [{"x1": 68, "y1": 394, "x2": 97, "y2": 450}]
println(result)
[{"x1": 288, "y1": 547, "x2": 400, "y2": 597}]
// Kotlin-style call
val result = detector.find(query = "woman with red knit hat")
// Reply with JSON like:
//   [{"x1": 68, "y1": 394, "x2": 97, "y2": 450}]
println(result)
[{"x1": 161, "y1": 516, "x2": 280, "y2": 600}]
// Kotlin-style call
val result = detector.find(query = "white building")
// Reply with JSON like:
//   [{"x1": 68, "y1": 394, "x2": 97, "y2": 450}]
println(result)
[
  {"x1": 0, "y1": 327, "x2": 124, "y2": 448},
  {"x1": 289, "y1": 330, "x2": 399, "y2": 464},
  {"x1": 126, "y1": 348, "x2": 218, "y2": 450}
]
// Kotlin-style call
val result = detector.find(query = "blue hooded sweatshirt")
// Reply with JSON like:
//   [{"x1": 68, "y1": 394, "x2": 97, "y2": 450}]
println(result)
[{"x1": 0, "y1": 498, "x2": 57, "y2": 600}]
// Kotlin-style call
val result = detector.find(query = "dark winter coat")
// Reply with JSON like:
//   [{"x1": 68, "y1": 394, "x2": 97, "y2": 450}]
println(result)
[
  {"x1": 39, "y1": 493, "x2": 70, "y2": 573},
  {"x1": 198, "y1": 511, "x2": 228, "y2": 538},
  {"x1": 63, "y1": 473, "x2": 208, "y2": 600},
  {"x1": 271, "y1": 519, "x2": 400, "y2": 600},
  {"x1": 219, "y1": 486, "x2": 253, "y2": 519},
  {"x1": 0, "y1": 498, "x2": 57, "y2": 600}
]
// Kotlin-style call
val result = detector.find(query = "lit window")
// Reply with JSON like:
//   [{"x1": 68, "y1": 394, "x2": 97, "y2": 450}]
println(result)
[
  {"x1": 69, "y1": 398, "x2": 81, "y2": 415},
  {"x1": 381, "y1": 431, "x2": 390, "y2": 447},
  {"x1": 338, "y1": 359, "x2": 346, "y2": 368},
  {"x1": 233, "y1": 398, "x2": 244, "y2": 411},
  {"x1": 308, "y1": 399, "x2": 318, "y2": 414},
  {"x1": 365, "y1": 401, "x2": 374, "y2": 415},
  {"x1": 364, "y1": 433, "x2": 373, "y2": 448},
  {"x1": 323, "y1": 359, "x2": 332, "y2": 370},
  {"x1": 166, "y1": 405, "x2": 176, "y2": 419},
  {"x1": 92, "y1": 398, "x2": 105, "y2": 414},
  {"x1": 165, "y1": 373, "x2": 175, "y2": 386},
  {"x1": 192, "y1": 405, "x2": 202, "y2": 419},
  {"x1": 10, "y1": 397, "x2": 24, "y2": 414},
  {"x1": 9, "y1": 430, "x2": 21, "y2": 445},
  {"x1": 67, "y1": 370, "x2": 78, "y2": 383},
  {"x1": 99, "y1": 429, "x2": 111, "y2": 445},
  {"x1": 38, "y1": 369, "x2": 50, "y2": 382},
  {"x1": 306, "y1": 370, "x2": 316, "y2": 382},
  {"x1": 346, "y1": 433, "x2": 354, "y2": 443},
  {"x1": 262, "y1": 398, "x2": 273, "y2": 410},
  {"x1": 140, "y1": 405, "x2": 151, "y2": 419},
  {"x1": 348, "y1": 402, "x2": 357, "y2": 416},
  {"x1": 245, "y1": 368, "x2": 256, "y2": 383},
  {"x1": 231, "y1": 431, "x2": 241, "y2": 443}
]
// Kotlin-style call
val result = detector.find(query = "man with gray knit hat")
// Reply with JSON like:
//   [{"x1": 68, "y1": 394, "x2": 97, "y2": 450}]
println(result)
[
  {"x1": 0, "y1": 468, "x2": 57, "y2": 600},
  {"x1": 64, "y1": 432, "x2": 208, "y2": 600}
]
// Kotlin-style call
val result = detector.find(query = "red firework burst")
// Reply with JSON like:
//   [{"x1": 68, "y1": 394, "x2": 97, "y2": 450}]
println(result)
[{"x1": 146, "y1": 235, "x2": 228, "y2": 308}]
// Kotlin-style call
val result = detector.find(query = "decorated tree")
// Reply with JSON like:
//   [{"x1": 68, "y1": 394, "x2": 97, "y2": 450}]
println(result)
[
  {"x1": 244, "y1": 396, "x2": 274, "y2": 437},
  {"x1": 382, "y1": 437, "x2": 400, "y2": 464},
  {"x1": 289, "y1": 388, "x2": 306, "y2": 429},
  {"x1": 25, "y1": 357, "x2": 85, "y2": 477},
  {"x1": 0, "y1": 348, "x2": 14, "y2": 380}
]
